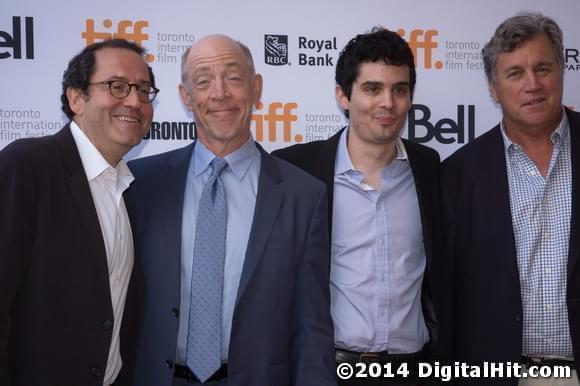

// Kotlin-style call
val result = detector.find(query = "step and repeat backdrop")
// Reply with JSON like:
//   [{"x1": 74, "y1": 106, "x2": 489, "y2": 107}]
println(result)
[{"x1": 2, "y1": 0, "x2": 579, "y2": 160}]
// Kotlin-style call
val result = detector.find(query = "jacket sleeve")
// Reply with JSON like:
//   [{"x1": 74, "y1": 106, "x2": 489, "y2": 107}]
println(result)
[
  {"x1": 291, "y1": 183, "x2": 337, "y2": 386},
  {"x1": 0, "y1": 144, "x2": 36, "y2": 384}
]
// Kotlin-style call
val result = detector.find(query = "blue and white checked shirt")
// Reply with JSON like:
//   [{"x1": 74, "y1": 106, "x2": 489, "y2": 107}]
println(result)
[{"x1": 502, "y1": 110, "x2": 572, "y2": 358}]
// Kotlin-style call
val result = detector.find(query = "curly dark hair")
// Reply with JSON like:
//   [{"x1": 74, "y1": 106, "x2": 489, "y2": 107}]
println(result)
[
  {"x1": 60, "y1": 39, "x2": 155, "y2": 119},
  {"x1": 335, "y1": 27, "x2": 416, "y2": 117}
]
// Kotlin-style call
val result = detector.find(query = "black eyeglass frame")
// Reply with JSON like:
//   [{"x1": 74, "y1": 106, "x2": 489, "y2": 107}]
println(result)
[{"x1": 89, "y1": 80, "x2": 160, "y2": 103}]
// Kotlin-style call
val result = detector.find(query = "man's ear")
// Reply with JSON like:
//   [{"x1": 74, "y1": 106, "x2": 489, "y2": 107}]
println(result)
[
  {"x1": 179, "y1": 84, "x2": 193, "y2": 112},
  {"x1": 67, "y1": 87, "x2": 86, "y2": 116},
  {"x1": 336, "y1": 85, "x2": 349, "y2": 111}
]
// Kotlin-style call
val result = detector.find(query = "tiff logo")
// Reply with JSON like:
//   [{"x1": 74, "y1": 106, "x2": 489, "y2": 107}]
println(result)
[
  {"x1": 0, "y1": 16, "x2": 34, "y2": 60},
  {"x1": 81, "y1": 19, "x2": 153, "y2": 62},
  {"x1": 397, "y1": 28, "x2": 442, "y2": 69},
  {"x1": 252, "y1": 102, "x2": 300, "y2": 142},
  {"x1": 264, "y1": 35, "x2": 288, "y2": 66}
]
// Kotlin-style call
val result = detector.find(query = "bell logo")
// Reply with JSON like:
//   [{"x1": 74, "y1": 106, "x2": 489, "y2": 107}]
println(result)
[
  {"x1": 397, "y1": 28, "x2": 442, "y2": 70},
  {"x1": 0, "y1": 16, "x2": 34, "y2": 60},
  {"x1": 252, "y1": 102, "x2": 301, "y2": 142},
  {"x1": 81, "y1": 19, "x2": 154, "y2": 62}
]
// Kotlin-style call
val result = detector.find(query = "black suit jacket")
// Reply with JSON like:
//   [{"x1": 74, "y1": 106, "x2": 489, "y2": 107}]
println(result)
[
  {"x1": 0, "y1": 125, "x2": 141, "y2": 386},
  {"x1": 440, "y1": 108, "x2": 580, "y2": 385},
  {"x1": 272, "y1": 128, "x2": 441, "y2": 350}
]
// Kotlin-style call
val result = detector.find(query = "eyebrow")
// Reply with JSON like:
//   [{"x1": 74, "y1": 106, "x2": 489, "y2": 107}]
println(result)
[
  {"x1": 503, "y1": 60, "x2": 554, "y2": 72},
  {"x1": 360, "y1": 80, "x2": 409, "y2": 88},
  {"x1": 106, "y1": 75, "x2": 152, "y2": 85}
]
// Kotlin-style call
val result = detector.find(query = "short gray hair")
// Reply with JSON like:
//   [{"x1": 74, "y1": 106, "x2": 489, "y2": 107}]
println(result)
[
  {"x1": 180, "y1": 39, "x2": 256, "y2": 84},
  {"x1": 482, "y1": 11, "x2": 564, "y2": 84}
]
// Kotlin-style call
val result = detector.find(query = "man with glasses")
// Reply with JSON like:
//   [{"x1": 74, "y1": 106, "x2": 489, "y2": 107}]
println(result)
[{"x1": 0, "y1": 38, "x2": 157, "y2": 386}]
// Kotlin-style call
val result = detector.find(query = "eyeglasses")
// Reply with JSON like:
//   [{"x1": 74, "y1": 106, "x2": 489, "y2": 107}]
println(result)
[{"x1": 90, "y1": 80, "x2": 160, "y2": 103}]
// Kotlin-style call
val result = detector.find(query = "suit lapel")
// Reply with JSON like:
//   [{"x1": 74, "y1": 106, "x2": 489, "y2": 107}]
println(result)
[
  {"x1": 404, "y1": 140, "x2": 435, "y2": 269},
  {"x1": 567, "y1": 109, "x2": 580, "y2": 281},
  {"x1": 57, "y1": 125, "x2": 111, "y2": 299},
  {"x1": 235, "y1": 147, "x2": 284, "y2": 306},
  {"x1": 486, "y1": 127, "x2": 520, "y2": 282},
  {"x1": 162, "y1": 143, "x2": 194, "y2": 279},
  {"x1": 317, "y1": 130, "x2": 341, "y2": 231}
]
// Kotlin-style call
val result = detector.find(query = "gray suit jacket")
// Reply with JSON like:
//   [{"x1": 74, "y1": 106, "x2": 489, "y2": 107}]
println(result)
[{"x1": 126, "y1": 141, "x2": 336, "y2": 386}]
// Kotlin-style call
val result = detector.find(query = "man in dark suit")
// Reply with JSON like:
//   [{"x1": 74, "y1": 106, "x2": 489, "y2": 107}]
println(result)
[
  {"x1": 127, "y1": 34, "x2": 335, "y2": 386},
  {"x1": 274, "y1": 28, "x2": 441, "y2": 385},
  {"x1": 0, "y1": 39, "x2": 157, "y2": 386},
  {"x1": 441, "y1": 12, "x2": 580, "y2": 385}
]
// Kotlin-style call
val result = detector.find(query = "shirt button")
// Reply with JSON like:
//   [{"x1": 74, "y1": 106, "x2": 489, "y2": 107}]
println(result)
[
  {"x1": 545, "y1": 268, "x2": 552, "y2": 274},
  {"x1": 544, "y1": 232, "x2": 551, "y2": 240},
  {"x1": 530, "y1": 170, "x2": 537, "y2": 176},
  {"x1": 546, "y1": 304, "x2": 553, "y2": 310}
]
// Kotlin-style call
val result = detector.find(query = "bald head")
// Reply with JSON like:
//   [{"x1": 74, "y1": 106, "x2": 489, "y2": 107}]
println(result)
[{"x1": 181, "y1": 34, "x2": 255, "y2": 83}]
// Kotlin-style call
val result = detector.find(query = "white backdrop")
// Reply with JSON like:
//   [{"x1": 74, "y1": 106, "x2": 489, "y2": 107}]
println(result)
[{"x1": 2, "y1": 0, "x2": 579, "y2": 160}]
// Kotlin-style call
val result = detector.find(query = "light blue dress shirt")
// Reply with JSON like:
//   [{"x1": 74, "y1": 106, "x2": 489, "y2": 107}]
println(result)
[
  {"x1": 331, "y1": 129, "x2": 429, "y2": 354},
  {"x1": 176, "y1": 136, "x2": 261, "y2": 363},
  {"x1": 501, "y1": 110, "x2": 573, "y2": 358}
]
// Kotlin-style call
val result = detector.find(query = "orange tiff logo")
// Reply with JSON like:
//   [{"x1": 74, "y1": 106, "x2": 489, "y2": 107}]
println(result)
[
  {"x1": 81, "y1": 19, "x2": 154, "y2": 62},
  {"x1": 396, "y1": 28, "x2": 442, "y2": 70},
  {"x1": 252, "y1": 102, "x2": 301, "y2": 143}
]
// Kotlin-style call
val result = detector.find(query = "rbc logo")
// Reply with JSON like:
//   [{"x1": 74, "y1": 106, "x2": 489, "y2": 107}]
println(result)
[
  {"x1": 264, "y1": 35, "x2": 288, "y2": 66},
  {"x1": 81, "y1": 19, "x2": 154, "y2": 62},
  {"x1": 0, "y1": 16, "x2": 34, "y2": 60}
]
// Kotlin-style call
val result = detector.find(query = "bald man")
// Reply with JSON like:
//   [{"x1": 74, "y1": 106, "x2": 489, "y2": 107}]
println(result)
[{"x1": 127, "y1": 34, "x2": 336, "y2": 386}]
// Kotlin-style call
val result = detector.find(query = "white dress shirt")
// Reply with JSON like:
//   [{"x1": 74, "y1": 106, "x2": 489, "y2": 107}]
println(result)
[{"x1": 70, "y1": 121, "x2": 135, "y2": 385}]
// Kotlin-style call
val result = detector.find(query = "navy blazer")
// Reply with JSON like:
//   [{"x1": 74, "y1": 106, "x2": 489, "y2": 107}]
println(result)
[
  {"x1": 272, "y1": 128, "x2": 442, "y2": 351},
  {"x1": 126, "y1": 141, "x2": 336, "y2": 386},
  {"x1": 440, "y1": 108, "x2": 580, "y2": 385},
  {"x1": 0, "y1": 125, "x2": 141, "y2": 386}
]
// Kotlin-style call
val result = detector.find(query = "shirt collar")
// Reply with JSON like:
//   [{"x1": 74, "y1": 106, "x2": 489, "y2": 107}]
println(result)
[
  {"x1": 70, "y1": 121, "x2": 113, "y2": 180},
  {"x1": 70, "y1": 121, "x2": 134, "y2": 185},
  {"x1": 191, "y1": 134, "x2": 258, "y2": 180},
  {"x1": 335, "y1": 127, "x2": 408, "y2": 176},
  {"x1": 500, "y1": 107, "x2": 569, "y2": 152}
]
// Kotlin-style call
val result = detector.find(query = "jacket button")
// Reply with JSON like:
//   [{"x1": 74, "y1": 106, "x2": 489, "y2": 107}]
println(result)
[
  {"x1": 516, "y1": 314, "x2": 522, "y2": 322},
  {"x1": 103, "y1": 319, "x2": 113, "y2": 330},
  {"x1": 91, "y1": 367, "x2": 103, "y2": 377},
  {"x1": 166, "y1": 360, "x2": 174, "y2": 369},
  {"x1": 172, "y1": 308, "x2": 179, "y2": 318}
]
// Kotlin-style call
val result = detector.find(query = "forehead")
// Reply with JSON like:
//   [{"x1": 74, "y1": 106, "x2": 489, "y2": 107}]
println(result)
[
  {"x1": 496, "y1": 33, "x2": 557, "y2": 67},
  {"x1": 355, "y1": 61, "x2": 410, "y2": 83},
  {"x1": 186, "y1": 37, "x2": 249, "y2": 72},
  {"x1": 92, "y1": 47, "x2": 150, "y2": 81}
]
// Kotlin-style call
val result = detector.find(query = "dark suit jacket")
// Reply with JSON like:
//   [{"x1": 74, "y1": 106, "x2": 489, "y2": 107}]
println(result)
[
  {"x1": 0, "y1": 125, "x2": 141, "y2": 386},
  {"x1": 126, "y1": 141, "x2": 336, "y2": 386},
  {"x1": 440, "y1": 108, "x2": 580, "y2": 385},
  {"x1": 272, "y1": 128, "x2": 441, "y2": 351}
]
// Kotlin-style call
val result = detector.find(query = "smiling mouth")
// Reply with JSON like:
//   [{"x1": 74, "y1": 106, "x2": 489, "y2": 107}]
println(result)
[
  {"x1": 116, "y1": 115, "x2": 140, "y2": 123},
  {"x1": 374, "y1": 115, "x2": 397, "y2": 124},
  {"x1": 522, "y1": 98, "x2": 546, "y2": 107}
]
